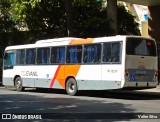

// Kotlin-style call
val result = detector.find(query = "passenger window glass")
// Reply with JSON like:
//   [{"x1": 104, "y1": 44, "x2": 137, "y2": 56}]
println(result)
[
  {"x1": 66, "y1": 45, "x2": 82, "y2": 63},
  {"x1": 51, "y1": 47, "x2": 65, "y2": 64},
  {"x1": 112, "y1": 43, "x2": 121, "y2": 62},
  {"x1": 103, "y1": 42, "x2": 121, "y2": 63},
  {"x1": 103, "y1": 43, "x2": 111, "y2": 62},
  {"x1": 4, "y1": 51, "x2": 14, "y2": 69},
  {"x1": 83, "y1": 44, "x2": 101, "y2": 63},
  {"x1": 16, "y1": 50, "x2": 25, "y2": 65},
  {"x1": 26, "y1": 49, "x2": 36, "y2": 64},
  {"x1": 37, "y1": 48, "x2": 50, "y2": 64}
]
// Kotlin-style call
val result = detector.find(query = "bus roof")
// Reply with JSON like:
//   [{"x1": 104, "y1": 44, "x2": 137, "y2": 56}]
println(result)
[
  {"x1": 5, "y1": 35, "x2": 155, "y2": 51},
  {"x1": 35, "y1": 37, "x2": 82, "y2": 44}
]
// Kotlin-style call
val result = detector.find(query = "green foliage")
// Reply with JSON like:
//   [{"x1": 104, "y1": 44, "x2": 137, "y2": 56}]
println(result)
[
  {"x1": 0, "y1": 0, "x2": 17, "y2": 32},
  {"x1": 0, "y1": 0, "x2": 140, "y2": 60},
  {"x1": 10, "y1": 0, "x2": 41, "y2": 21},
  {"x1": 73, "y1": 0, "x2": 113, "y2": 37},
  {"x1": 0, "y1": 0, "x2": 140, "y2": 44},
  {"x1": 117, "y1": 5, "x2": 140, "y2": 35},
  {"x1": 0, "y1": 0, "x2": 18, "y2": 58}
]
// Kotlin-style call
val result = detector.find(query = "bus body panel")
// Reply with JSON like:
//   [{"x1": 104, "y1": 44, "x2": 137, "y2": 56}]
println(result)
[
  {"x1": 3, "y1": 69, "x2": 15, "y2": 86},
  {"x1": 17, "y1": 65, "x2": 62, "y2": 88},
  {"x1": 76, "y1": 65, "x2": 101, "y2": 80},
  {"x1": 76, "y1": 64, "x2": 122, "y2": 90},
  {"x1": 125, "y1": 56, "x2": 157, "y2": 69},
  {"x1": 3, "y1": 64, "x2": 123, "y2": 90},
  {"x1": 124, "y1": 55, "x2": 158, "y2": 87},
  {"x1": 101, "y1": 64, "x2": 122, "y2": 89},
  {"x1": 76, "y1": 65, "x2": 102, "y2": 90}
]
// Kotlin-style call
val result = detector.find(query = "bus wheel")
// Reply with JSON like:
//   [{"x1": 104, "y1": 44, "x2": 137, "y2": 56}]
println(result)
[
  {"x1": 15, "y1": 77, "x2": 24, "y2": 91},
  {"x1": 66, "y1": 78, "x2": 78, "y2": 96}
]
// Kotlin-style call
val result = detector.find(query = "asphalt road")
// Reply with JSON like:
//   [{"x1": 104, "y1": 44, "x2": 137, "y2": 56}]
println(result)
[{"x1": 0, "y1": 86, "x2": 160, "y2": 122}]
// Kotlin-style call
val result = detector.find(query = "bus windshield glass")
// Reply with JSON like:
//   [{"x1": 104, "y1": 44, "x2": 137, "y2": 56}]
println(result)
[
  {"x1": 126, "y1": 37, "x2": 157, "y2": 56},
  {"x1": 4, "y1": 51, "x2": 14, "y2": 69}
]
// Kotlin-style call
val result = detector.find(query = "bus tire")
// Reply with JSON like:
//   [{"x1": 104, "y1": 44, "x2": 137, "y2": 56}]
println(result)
[
  {"x1": 15, "y1": 77, "x2": 24, "y2": 91},
  {"x1": 66, "y1": 78, "x2": 78, "y2": 96}
]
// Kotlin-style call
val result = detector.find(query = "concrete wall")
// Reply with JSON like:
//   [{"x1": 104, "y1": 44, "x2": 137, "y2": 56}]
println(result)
[{"x1": 141, "y1": 21, "x2": 149, "y2": 37}]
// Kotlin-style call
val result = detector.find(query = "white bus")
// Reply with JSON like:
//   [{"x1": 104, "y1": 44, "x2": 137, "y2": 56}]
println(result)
[{"x1": 3, "y1": 35, "x2": 158, "y2": 95}]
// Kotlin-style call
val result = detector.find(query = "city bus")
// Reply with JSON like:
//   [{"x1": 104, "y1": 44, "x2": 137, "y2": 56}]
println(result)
[{"x1": 2, "y1": 35, "x2": 158, "y2": 95}]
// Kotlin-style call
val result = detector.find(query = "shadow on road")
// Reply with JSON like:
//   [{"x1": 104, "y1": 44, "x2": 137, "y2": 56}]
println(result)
[
  {"x1": 0, "y1": 95, "x2": 136, "y2": 122},
  {"x1": 78, "y1": 90, "x2": 160, "y2": 100},
  {"x1": 4, "y1": 86, "x2": 160, "y2": 100},
  {"x1": 21, "y1": 87, "x2": 160, "y2": 100},
  {"x1": 1, "y1": 86, "x2": 160, "y2": 121}
]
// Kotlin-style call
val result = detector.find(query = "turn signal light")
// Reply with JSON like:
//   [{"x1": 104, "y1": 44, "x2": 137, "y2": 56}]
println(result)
[
  {"x1": 155, "y1": 70, "x2": 158, "y2": 77},
  {"x1": 125, "y1": 69, "x2": 128, "y2": 76}
]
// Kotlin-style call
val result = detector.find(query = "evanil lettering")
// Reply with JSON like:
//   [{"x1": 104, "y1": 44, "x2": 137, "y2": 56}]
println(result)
[{"x1": 21, "y1": 71, "x2": 38, "y2": 76}]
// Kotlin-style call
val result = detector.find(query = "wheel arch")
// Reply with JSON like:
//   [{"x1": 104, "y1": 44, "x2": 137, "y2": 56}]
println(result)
[{"x1": 65, "y1": 76, "x2": 77, "y2": 89}]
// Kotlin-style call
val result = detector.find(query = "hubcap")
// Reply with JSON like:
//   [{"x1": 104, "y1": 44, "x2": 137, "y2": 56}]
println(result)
[
  {"x1": 69, "y1": 82, "x2": 75, "y2": 93},
  {"x1": 16, "y1": 80, "x2": 21, "y2": 89}
]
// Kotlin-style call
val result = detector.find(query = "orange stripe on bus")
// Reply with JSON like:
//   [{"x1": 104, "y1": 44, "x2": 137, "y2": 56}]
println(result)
[
  {"x1": 55, "y1": 66, "x2": 65, "y2": 88},
  {"x1": 69, "y1": 38, "x2": 94, "y2": 45},
  {"x1": 50, "y1": 65, "x2": 81, "y2": 89},
  {"x1": 56, "y1": 65, "x2": 81, "y2": 89},
  {"x1": 49, "y1": 65, "x2": 61, "y2": 88}
]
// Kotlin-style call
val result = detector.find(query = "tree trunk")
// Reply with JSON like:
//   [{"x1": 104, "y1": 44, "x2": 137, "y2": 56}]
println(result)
[
  {"x1": 107, "y1": 0, "x2": 117, "y2": 35},
  {"x1": 64, "y1": 0, "x2": 74, "y2": 37}
]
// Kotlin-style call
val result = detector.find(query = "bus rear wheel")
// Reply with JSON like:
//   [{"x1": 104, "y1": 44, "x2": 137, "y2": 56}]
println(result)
[
  {"x1": 15, "y1": 77, "x2": 24, "y2": 91},
  {"x1": 66, "y1": 78, "x2": 78, "y2": 96}
]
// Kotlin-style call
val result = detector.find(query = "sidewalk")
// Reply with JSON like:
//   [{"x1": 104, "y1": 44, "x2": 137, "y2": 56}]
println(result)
[{"x1": 137, "y1": 85, "x2": 160, "y2": 93}]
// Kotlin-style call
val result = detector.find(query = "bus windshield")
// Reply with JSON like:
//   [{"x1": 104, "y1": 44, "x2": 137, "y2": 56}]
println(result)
[
  {"x1": 4, "y1": 51, "x2": 14, "y2": 69},
  {"x1": 126, "y1": 37, "x2": 157, "y2": 56}
]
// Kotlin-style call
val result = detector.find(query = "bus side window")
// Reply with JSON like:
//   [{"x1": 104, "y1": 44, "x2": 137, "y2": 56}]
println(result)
[
  {"x1": 26, "y1": 49, "x2": 36, "y2": 65},
  {"x1": 51, "y1": 47, "x2": 56, "y2": 63},
  {"x1": 103, "y1": 42, "x2": 121, "y2": 63},
  {"x1": 59, "y1": 47, "x2": 65, "y2": 63},
  {"x1": 37, "y1": 48, "x2": 50, "y2": 64},
  {"x1": 51, "y1": 47, "x2": 65, "y2": 64},
  {"x1": 112, "y1": 42, "x2": 121, "y2": 63},
  {"x1": 67, "y1": 45, "x2": 82, "y2": 64},
  {"x1": 51, "y1": 54, "x2": 55, "y2": 63},
  {"x1": 103, "y1": 43, "x2": 112, "y2": 63},
  {"x1": 16, "y1": 50, "x2": 25, "y2": 65},
  {"x1": 83, "y1": 44, "x2": 101, "y2": 63}
]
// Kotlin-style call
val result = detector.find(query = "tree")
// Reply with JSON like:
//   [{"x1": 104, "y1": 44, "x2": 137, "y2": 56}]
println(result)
[
  {"x1": 117, "y1": 5, "x2": 140, "y2": 35},
  {"x1": 72, "y1": 0, "x2": 139, "y2": 37},
  {"x1": 72, "y1": 0, "x2": 113, "y2": 37},
  {"x1": 0, "y1": 0, "x2": 17, "y2": 33},
  {"x1": 9, "y1": 0, "x2": 73, "y2": 38},
  {"x1": 8, "y1": 0, "x2": 67, "y2": 42},
  {"x1": 1, "y1": 0, "x2": 140, "y2": 42},
  {"x1": 0, "y1": 0, "x2": 18, "y2": 57},
  {"x1": 0, "y1": 0, "x2": 140, "y2": 59}
]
